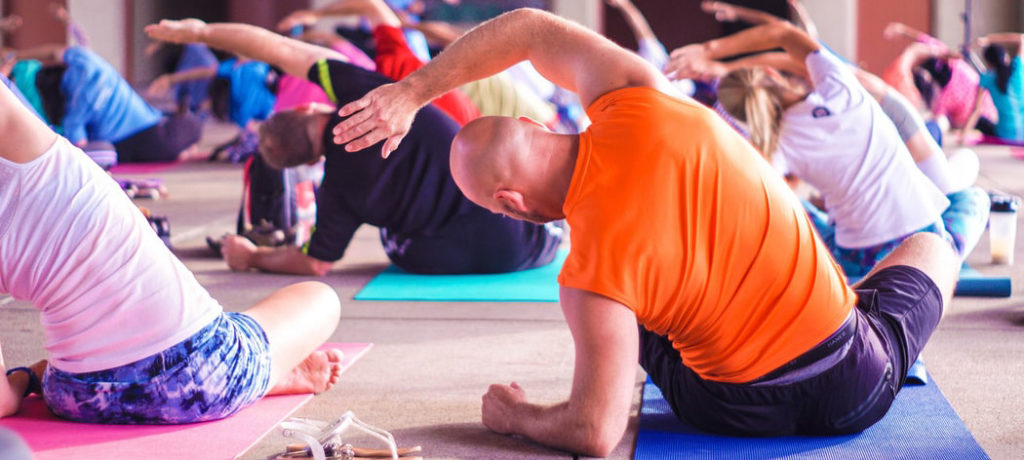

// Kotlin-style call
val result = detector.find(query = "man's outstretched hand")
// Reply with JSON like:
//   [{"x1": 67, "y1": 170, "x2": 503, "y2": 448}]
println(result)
[
  {"x1": 144, "y1": 19, "x2": 207, "y2": 44},
  {"x1": 331, "y1": 81, "x2": 424, "y2": 158}
]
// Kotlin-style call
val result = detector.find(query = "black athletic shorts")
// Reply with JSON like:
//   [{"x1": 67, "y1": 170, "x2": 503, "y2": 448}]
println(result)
[{"x1": 640, "y1": 265, "x2": 943, "y2": 436}]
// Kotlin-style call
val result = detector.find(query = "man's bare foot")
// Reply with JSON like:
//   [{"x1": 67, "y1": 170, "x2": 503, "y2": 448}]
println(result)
[{"x1": 268, "y1": 349, "x2": 344, "y2": 395}]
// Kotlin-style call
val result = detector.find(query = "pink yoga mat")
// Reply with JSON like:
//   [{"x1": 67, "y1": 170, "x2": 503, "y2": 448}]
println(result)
[
  {"x1": 975, "y1": 135, "x2": 1024, "y2": 147},
  {"x1": 0, "y1": 342, "x2": 372, "y2": 460}
]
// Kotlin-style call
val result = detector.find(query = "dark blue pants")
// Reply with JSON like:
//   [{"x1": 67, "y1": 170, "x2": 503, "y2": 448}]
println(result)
[
  {"x1": 640, "y1": 265, "x2": 943, "y2": 436},
  {"x1": 380, "y1": 206, "x2": 563, "y2": 274}
]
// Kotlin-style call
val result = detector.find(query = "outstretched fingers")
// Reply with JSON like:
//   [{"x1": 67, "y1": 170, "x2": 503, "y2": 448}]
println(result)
[{"x1": 332, "y1": 83, "x2": 418, "y2": 157}]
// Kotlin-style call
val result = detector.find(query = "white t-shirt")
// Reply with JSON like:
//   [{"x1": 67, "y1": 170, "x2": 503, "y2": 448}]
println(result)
[
  {"x1": 0, "y1": 137, "x2": 222, "y2": 373},
  {"x1": 777, "y1": 50, "x2": 949, "y2": 248}
]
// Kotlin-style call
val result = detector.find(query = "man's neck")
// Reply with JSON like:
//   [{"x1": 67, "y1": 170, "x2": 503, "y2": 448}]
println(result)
[
  {"x1": 312, "y1": 113, "x2": 333, "y2": 157},
  {"x1": 531, "y1": 131, "x2": 579, "y2": 215}
]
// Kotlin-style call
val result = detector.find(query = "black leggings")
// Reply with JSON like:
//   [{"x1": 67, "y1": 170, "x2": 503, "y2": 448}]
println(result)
[
  {"x1": 976, "y1": 117, "x2": 997, "y2": 137},
  {"x1": 113, "y1": 112, "x2": 202, "y2": 163}
]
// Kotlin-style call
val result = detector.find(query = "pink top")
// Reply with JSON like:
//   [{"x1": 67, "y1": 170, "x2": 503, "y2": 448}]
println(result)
[
  {"x1": 273, "y1": 75, "x2": 331, "y2": 112},
  {"x1": 331, "y1": 40, "x2": 376, "y2": 72},
  {"x1": 272, "y1": 41, "x2": 375, "y2": 112},
  {"x1": 931, "y1": 59, "x2": 999, "y2": 128},
  {"x1": 912, "y1": 34, "x2": 998, "y2": 127}
]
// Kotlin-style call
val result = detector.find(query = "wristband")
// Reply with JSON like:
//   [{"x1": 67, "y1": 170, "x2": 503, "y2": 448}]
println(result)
[{"x1": 5, "y1": 366, "x2": 39, "y2": 398}]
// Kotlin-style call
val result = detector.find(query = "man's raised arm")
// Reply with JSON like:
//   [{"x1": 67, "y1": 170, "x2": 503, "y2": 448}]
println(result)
[
  {"x1": 144, "y1": 19, "x2": 346, "y2": 78},
  {"x1": 332, "y1": 7, "x2": 668, "y2": 157},
  {"x1": 670, "y1": 21, "x2": 820, "y2": 75}
]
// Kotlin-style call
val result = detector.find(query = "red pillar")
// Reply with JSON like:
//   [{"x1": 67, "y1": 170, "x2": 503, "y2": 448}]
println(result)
[{"x1": 2, "y1": 0, "x2": 68, "y2": 49}]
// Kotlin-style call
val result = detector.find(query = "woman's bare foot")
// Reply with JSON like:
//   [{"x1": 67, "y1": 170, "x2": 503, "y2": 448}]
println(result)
[{"x1": 268, "y1": 349, "x2": 344, "y2": 395}]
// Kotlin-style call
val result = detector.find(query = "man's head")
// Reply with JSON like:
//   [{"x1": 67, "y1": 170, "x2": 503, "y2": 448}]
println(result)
[
  {"x1": 449, "y1": 116, "x2": 572, "y2": 224},
  {"x1": 258, "y1": 108, "x2": 324, "y2": 169}
]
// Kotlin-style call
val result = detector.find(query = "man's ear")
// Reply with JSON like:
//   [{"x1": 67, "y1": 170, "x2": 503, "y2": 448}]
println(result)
[{"x1": 494, "y1": 189, "x2": 527, "y2": 212}]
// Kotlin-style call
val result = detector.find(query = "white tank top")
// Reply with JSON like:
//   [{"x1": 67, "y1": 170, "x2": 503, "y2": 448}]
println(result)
[{"x1": 0, "y1": 137, "x2": 221, "y2": 373}]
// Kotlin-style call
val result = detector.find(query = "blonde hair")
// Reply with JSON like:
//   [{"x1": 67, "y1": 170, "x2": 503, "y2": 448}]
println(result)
[{"x1": 717, "y1": 68, "x2": 786, "y2": 159}]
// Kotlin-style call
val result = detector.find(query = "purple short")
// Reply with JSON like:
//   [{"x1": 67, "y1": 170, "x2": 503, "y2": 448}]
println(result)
[{"x1": 640, "y1": 265, "x2": 943, "y2": 436}]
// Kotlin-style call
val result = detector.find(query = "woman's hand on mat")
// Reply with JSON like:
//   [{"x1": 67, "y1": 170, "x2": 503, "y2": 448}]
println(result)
[
  {"x1": 221, "y1": 235, "x2": 257, "y2": 271},
  {"x1": 145, "y1": 19, "x2": 208, "y2": 45},
  {"x1": 333, "y1": 81, "x2": 422, "y2": 158},
  {"x1": 481, "y1": 382, "x2": 528, "y2": 435}
]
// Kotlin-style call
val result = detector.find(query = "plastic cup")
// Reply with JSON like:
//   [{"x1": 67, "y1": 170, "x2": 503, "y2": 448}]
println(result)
[{"x1": 988, "y1": 194, "x2": 1019, "y2": 265}]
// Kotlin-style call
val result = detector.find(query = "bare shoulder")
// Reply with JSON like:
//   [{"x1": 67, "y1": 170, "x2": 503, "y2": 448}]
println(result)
[{"x1": 0, "y1": 85, "x2": 57, "y2": 163}]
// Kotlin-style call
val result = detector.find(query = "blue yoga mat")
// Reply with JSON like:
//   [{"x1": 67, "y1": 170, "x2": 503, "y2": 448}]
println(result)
[
  {"x1": 635, "y1": 376, "x2": 987, "y2": 460},
  {"x1": 955, "y1": 265, "x2": 1012, "y2": 297},
  {"x1": 353, "y1": 249, "x2": 566, "y2": 302},
  {"x1": 849, "y1": 265, "x2": 1010, "y2": 298}
]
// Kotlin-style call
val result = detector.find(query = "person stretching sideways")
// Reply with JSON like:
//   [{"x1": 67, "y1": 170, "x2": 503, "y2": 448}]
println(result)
[
  {"x1": 0, "y1": 81, "x2": 344, "y2": 424},
  {"x1": 328, "y1": 8, "x2": 960, "y2": 457},
  {"x1": 145, "y1": 17, "x2": 562, "y2": 276},
  {"x1": 671, "y1": 20, "x2": 989, "y2": 278}
]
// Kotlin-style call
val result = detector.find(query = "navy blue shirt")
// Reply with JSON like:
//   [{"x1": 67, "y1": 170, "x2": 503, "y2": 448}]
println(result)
[{"x1": 302, "y1": 59, "x2": 474, "y2": 262}]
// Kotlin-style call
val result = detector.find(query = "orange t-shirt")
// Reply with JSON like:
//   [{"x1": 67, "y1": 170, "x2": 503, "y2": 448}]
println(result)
[{"x1": 557, "y1": 87, "x2": 855, "y2": 383}]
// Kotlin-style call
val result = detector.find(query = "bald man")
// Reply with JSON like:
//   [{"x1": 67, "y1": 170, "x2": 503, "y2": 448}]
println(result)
[
  {"x1": 146, "y1": 19, "x2": 561, "y2": 276},
  {"x1": 331, "y1": 8, "x2": 960, "y2": 457}
]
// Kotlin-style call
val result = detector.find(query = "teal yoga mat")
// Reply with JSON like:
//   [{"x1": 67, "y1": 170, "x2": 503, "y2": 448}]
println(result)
[
  {"x1": 635, "y1": 375, "x2": 986, "y2": 460},
  {"x1": 354, "y1": 249, "x2": 567, "y2": 302}
]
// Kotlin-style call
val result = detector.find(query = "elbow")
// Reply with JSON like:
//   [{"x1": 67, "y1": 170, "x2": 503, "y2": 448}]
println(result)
[
  {"x1": 577, "y1": 428, "x2": 623, "y2": 458},
  {"x1": 573, "y1": 418, "x2": 627, "y2": 458},
  {"x1": 503, "y1": 7, "x2": 552, "y2": 34},
  {"x1": 770, "y1": 21, "x2": 803, "y2": 41}
]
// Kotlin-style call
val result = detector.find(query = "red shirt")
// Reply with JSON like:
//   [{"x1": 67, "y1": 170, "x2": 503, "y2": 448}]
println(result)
[{"x1": 373, "y1": 25, "x2": 479, "y2": 126}]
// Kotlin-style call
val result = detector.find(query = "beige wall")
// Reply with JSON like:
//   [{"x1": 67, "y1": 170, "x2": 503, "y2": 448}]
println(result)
[
  {"x1": 804, "y1": 0, "x2": 857, "y2": 61},
  {"x1": 68, "y1": 0, "x2": 126, "y2": 74},
  {"x1": 551, "y1": 0, "x2": 602, "y2": 31},
  {"x1": 934, "y1": 0, "x2": 1022, "y2": 50}
]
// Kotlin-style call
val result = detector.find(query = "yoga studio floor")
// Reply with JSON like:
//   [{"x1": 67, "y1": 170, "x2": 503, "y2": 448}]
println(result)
[{"x1": 1, "y1": 119, "x2": 1022, "y2": 460}]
